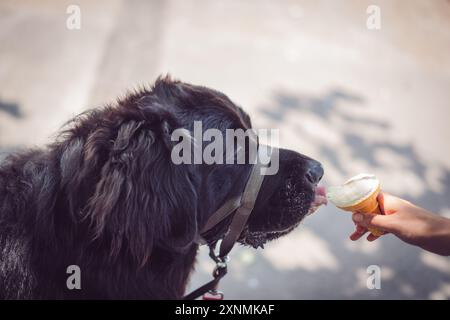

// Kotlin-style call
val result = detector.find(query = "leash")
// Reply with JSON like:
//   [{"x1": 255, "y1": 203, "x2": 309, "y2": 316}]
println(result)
[
  {"x1": 184, "y1": 152, "x2": 269, "y2": 300},
  {"x1": 183, "y1": 243, "x2": 228, "y2": 300}
]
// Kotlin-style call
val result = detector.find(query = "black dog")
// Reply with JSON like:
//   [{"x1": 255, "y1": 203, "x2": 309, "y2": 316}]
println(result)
[{"x1": 0, "y1": 76, "x2": 324, "y2": 299}]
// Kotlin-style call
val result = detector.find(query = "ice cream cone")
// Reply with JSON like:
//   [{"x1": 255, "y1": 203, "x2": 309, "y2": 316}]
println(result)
[
  {"x1": 338, "y1": 185, "x2": 384, "y2": 236},
  {"x1": 327, "y1": 174, "x2": 384, "y2": 237}
]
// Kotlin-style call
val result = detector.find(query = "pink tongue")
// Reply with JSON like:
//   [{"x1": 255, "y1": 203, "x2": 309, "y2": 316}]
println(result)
[
  {"x1": 316, "y1": 186, "x2": 327, "y2": 197},
  {"x1": 313, "y1": 186, "x2": 328, "y2": 206}
]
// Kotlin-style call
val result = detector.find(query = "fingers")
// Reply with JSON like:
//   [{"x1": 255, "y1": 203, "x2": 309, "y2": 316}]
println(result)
[
  {"x1": 350, "y1": 192, "x2": 411, "y2": 243},
  {"x1": 349, "y1": 224, "x2": 381, "y2": 242},
  {"x1": 366, "y1": 233, "x2": 380, "y2": 242},
  {"x1": 350, "y1": 225, "x2": 368, "y2": 241},
  {"x1": 352, "y1": 212, "x2": 396, "y2": 233}
]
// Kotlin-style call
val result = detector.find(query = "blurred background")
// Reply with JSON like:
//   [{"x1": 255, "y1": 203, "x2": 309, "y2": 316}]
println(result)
[{"x1": 0, "y1": 0, "x2": 449, "y2": 299}]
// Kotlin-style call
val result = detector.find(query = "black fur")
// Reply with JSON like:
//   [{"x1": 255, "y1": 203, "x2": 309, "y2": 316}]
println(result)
[{"x1": 0, "y1": 76, "x2": 322, "y2": 299}]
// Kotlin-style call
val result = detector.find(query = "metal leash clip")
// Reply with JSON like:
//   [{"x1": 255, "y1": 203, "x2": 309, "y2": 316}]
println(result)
[{"x1": 202, "y1": 250, "x2": 229, "y2": 300}]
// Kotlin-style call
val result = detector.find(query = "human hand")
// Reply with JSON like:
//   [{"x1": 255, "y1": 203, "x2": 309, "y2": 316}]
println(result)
[{"x1": 349, "y1": 192, "x2": 450, "y2": 256}]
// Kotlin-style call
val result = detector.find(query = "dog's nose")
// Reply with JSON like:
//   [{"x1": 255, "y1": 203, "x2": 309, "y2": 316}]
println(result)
[{"x1": 305, "y1": 162, "x2": 324, "y2": 185}]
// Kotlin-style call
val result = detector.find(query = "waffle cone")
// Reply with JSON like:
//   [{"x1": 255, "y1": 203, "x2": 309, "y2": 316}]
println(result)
[{"x1": 338, "y1": 186, "x2": 384, "y2": 236}]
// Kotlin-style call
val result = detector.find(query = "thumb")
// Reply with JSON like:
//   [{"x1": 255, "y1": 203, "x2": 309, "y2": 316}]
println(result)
[{"x1": 352, "y1": 212, "x2": 397, "y2": 233}]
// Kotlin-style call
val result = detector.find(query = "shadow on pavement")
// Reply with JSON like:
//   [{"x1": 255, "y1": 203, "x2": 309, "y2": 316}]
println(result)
[
  {"x1": 0, "y1": 97, "x2": 22, "y2": 161},
  {"x1": 0, "y1": 98, "x2": 22, "y2": 118}
]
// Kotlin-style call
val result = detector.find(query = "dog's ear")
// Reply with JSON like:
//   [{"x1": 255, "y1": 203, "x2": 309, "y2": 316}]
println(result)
[{"x1": 83, "y1": 117, "x2": 198, "y2": 267}]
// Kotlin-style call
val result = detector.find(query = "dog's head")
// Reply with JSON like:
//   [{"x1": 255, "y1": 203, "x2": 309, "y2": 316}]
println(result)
[
  {"x1": 61, "y1": 76, "x2": 325, "y2": 266},
  {"x1": 148, "y1": 77, "x2": 325, "y2": 249}
]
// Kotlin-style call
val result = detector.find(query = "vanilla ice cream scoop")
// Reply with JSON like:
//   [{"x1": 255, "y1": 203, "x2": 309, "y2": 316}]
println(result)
[
  {"x1": 327, "y1": 174, "x2": 384, "y2": 236},
  {"x1": 327, "y1": 174, "x2": 380, "y2": 207}
]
